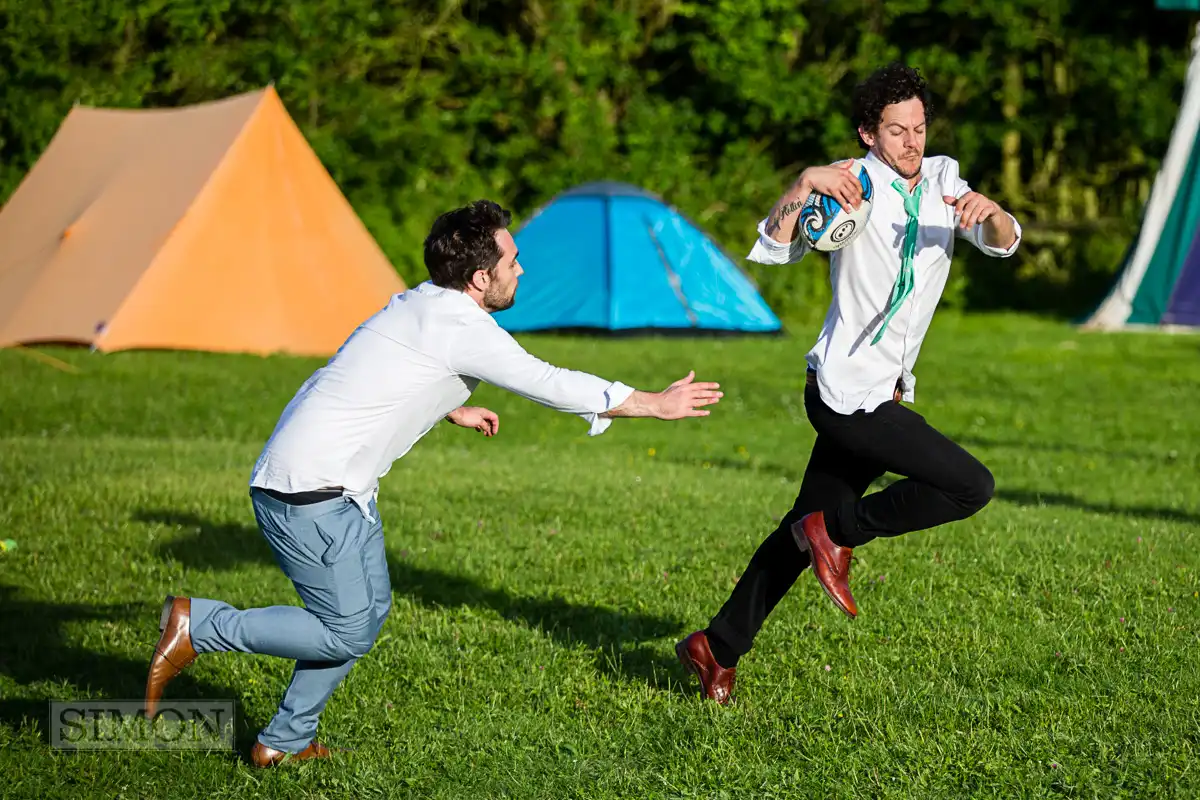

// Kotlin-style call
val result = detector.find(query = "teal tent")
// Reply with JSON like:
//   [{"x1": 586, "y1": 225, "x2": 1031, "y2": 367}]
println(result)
[{"x1": 1087, "y1": 17, "x2": 1200, "y2": 329}]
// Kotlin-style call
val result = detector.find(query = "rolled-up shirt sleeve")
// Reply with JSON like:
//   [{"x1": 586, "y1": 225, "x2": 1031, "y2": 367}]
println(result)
[
  {"x1": 949, "y1": 176, "x2": 1022, "y2": 257},
  {"x1": 747, "y1": 218, "x2": 811, "y2": 265},
  {"x1": 449, "y1": 319, "x2": 635, "y2": 435}
]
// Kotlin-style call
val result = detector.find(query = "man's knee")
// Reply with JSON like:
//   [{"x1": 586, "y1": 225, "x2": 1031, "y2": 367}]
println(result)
[
  {"x1": 330, "y1": 635, "x2": 373, "y2": 661},
  {"x1": 318, "y1": 574, "x2": 390, "y2": 661},
  {"x1": 327, "y1": 612, "x2": 380, "y2": 660},
  {"x1": 953, "y1": 460, "x2": 994, "y2": 515}
]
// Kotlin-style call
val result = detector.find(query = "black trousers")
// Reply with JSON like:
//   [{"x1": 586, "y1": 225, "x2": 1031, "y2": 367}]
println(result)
[{"x1": 706, "y1": 373, "x2": 994, "y2": 664}]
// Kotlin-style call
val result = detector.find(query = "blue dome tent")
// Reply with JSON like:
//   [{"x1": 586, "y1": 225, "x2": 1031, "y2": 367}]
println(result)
[{"x1": 491, "y1": 182, "x2": 782, "y2": 334}]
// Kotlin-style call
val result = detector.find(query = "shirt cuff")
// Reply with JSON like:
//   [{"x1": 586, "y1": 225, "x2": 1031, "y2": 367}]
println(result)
[
  {"x1": 900, "y1": 371, "x2": 916, "y2": 403},
  {"x1": 976, "y1": 213, "x2": 1022, "y2": 257},
  {"x1": 582, "y1": 381, "x2": 635, "y2": 436},
  {"x1": 747, "y1": 218, "x2": 806, "y2": 265}
]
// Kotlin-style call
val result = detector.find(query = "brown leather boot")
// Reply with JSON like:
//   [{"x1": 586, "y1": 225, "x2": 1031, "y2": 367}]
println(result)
[
  {"x1": 251, "y1": 739, "x2": 336, "y2": 767},
  {"x1": 792, "y1": 512, "x2": 858, "y2": 617},
  {"x1": 144, "y1": 596, "x2": 198, "y2": 717},
  {"x1": 675, "y1": 630, "x2": 736, "y2": 705}
]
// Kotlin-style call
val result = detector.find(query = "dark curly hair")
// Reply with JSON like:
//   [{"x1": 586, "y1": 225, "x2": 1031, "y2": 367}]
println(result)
[
  {"x1": 423, "y1": 200, "x2": 513, "y2": 290},
  {"x1": 851, "y1": 62, "x2": 934, "y2": 149}
]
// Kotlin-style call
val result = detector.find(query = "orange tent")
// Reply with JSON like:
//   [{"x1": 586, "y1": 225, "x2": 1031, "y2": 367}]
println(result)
[{"x1": 0, "y1": 86, "x2": 406, "y2": 356}]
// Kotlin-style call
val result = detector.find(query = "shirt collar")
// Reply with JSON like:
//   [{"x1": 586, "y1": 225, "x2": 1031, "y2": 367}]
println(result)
[
  {"x1": 414, "y1": 280, "x2": 491, "y2": 316},
  {"x1": 864, "y1": 149, "x2": 928, "y2": 192}
]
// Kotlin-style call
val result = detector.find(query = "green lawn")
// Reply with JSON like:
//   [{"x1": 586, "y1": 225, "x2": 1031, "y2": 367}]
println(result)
[{"x1": 1, "y1": 312, "x2": 1197, "y2": 799}]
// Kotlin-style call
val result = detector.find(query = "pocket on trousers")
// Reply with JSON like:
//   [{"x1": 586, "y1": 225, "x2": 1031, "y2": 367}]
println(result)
[
  {"x1": 288, "y1": 556, "x2": 372, "y2": 620},
  {"x1": 313, "y1": 504, "x2": 365, "y2": 567}
]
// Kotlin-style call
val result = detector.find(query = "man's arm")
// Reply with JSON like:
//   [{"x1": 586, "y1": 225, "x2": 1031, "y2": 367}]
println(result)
[
  {"x1": 981, "y1": 209, "x2": 1018, "y2": 250},
  {"x1": 448, "y1": 322, "x2": 720, "y2": 433},
  {"x1": 943, "y1": 172, "x2": 1021, "y2": 256},
  {"x1": 762, "y1": 161, "x2": 864, "y2": 244},
  {"x1": 749, "y1": 160, "x2": 867, "y2": 266},
  {"x1": 763, "y1": 177, "x2": 815, "y2": 245},
  {"x1": 600, "y1": 371, "x2": 721, "y2": 420}
]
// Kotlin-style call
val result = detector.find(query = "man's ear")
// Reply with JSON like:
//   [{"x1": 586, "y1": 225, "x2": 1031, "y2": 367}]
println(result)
[
  {"x1": 468, "y1": 267, "x2": 490, "y2": 292},
  {"x1": 858, "y1": 126, "x2": 876, "y2": 148}
]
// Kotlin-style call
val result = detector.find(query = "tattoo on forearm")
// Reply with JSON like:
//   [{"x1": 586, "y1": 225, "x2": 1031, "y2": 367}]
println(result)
[{"x1": 765, "y1": 198, "x2": 807, "y2": 236}]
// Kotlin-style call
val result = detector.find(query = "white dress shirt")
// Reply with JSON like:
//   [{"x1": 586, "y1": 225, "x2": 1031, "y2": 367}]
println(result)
[
  {"x1": 249, "y1": 281, "x2": 635, "y2": 519},
  {"x1": 748, "y1": 150, "x2": 1022, "y2": 414}
]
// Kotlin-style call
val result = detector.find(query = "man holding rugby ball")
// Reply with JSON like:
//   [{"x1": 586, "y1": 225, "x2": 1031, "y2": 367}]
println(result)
[{"x1": 676, "y1": 62, "x2": 1022, "y2": 704}]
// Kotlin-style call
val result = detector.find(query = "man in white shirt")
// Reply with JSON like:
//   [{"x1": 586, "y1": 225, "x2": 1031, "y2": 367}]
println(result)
[
  {"x1": 143, "y1": 200, "x2": 723, "y2": 763},
  {"x1": 676, "y1": 62, "x2": 1021, "y2": 704}
]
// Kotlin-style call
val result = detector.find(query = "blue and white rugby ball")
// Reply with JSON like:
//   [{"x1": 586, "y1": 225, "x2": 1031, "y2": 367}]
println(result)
[{"x1": 798, "y1": 161, "x2": 873, "y2": 252}]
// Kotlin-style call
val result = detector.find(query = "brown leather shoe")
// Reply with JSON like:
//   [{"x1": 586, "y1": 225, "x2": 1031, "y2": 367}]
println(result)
[
  {"x1": 251, "y1": 739, "x2": 336, "y2": 767},
  {"x1": 792, "y1": 512, "x2": 858, "y2": 618},
  {"x1": 675, "y1": 630, "x2": 735, "y2": 705},
  {"x1": 144, "y1": 595, "x2": 198, "y2": 717}
]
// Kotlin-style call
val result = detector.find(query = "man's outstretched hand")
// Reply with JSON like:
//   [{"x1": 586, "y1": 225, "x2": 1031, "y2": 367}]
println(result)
[
  {"x1": 656, "y1": 370, "x2": 723, "y2": 419},
  {"x1": 446, "y1": 406, "x2": 499, "y2": 436},
  {"x1": 603, "y1": 370, "x2": 723, "y2": 420}
]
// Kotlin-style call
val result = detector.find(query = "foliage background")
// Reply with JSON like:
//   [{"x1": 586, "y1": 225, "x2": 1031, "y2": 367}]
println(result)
[{"x1": 1, "y1": 0, "x2": 1196, "y2": 323}]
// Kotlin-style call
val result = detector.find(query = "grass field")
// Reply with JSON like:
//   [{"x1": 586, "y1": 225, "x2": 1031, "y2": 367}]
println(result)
[{"x1": 1, "y1": 312, "x2": 1198, "y2": 798}]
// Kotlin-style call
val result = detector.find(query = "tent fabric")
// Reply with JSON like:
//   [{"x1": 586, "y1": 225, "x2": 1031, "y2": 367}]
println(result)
[
  {"x1": 1165, "y1": 244, "x2": 1200, "y2": 324},
  {"x1": 491, "y1": 181, "x2": 782, "y2": 334},
  {"x1": 0, "y1": 86, "x2": 405, "y2": 356},
  {"x1": 1085, "y1": 22, "x2": 1200, "y2": 330}
]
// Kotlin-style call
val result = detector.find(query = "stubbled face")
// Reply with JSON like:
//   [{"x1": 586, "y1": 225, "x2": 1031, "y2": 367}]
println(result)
[
  {"x1": 481, "y1": 229, "x2": 523, "y2": 312},
  {"x1": 860, "y1": 96, "x2": 926, "y2": 180}
]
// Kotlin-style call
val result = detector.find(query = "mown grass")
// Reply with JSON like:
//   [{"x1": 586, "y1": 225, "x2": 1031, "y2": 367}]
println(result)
[{"x1": 1, "y1": 312, "x2": 1197, "y2": 799}]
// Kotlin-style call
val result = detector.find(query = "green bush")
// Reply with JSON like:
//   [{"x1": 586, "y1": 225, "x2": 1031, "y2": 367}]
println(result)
[{"x1": 0, "y1": 1, "x2": 1192, "y2": 319}]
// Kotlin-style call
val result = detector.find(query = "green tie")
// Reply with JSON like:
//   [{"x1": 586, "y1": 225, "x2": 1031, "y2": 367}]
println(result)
[{"x1": 872, "y1": 179, "x2": 923, "y2": 345}]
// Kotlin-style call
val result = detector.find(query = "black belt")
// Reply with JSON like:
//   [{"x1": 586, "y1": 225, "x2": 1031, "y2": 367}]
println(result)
[{"x1": 259, "y1": 487, "x2": 344, "y2": 506}]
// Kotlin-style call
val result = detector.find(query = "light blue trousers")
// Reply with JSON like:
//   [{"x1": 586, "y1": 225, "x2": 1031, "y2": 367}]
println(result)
[{"x1": 189, "y1": 489, "x2": 391, "y2": 752}]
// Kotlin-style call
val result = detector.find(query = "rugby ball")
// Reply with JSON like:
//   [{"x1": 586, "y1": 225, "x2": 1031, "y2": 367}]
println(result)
[{"x1": 798, "y1": 161, "x2": 874, "y2": 252}]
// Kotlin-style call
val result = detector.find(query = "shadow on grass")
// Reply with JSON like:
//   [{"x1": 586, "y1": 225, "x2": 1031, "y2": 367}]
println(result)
[
  {"x1": 382, "y1": 553, "x2": 685, "y2": 689},
  {"x1": 949, "y1": 433, "x2": 1184, "y2": 466},
  {"x1": 659, "y1": 457, "x2": 1199, "y2": 526},
  {"x1": 658, "y1": 454, "x2": 893, "y2": 491},
  {"x1": 995, "y1": 489, "x2": 1200, "y2": 526},
  {"x1": 673, "y1": 455, "x2": 803, "y2": 484},
  {"x1": 137, "y1": 510, "x2": 688, "y2": 691},
  {"x1": 140, "y1": 509, "x2": 277, "y2": 571},
  {"x1": 0, "y1": 583, "x2": 265, "y2": 758}
]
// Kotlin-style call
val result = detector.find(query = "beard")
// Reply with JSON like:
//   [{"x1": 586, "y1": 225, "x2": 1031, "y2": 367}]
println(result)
[
  {"x1": 483, "y1": 284, "x2": 516, "y2": 312},
  {"x1": 891, "y1": 152, "x2": 923, "y2": 179}
]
